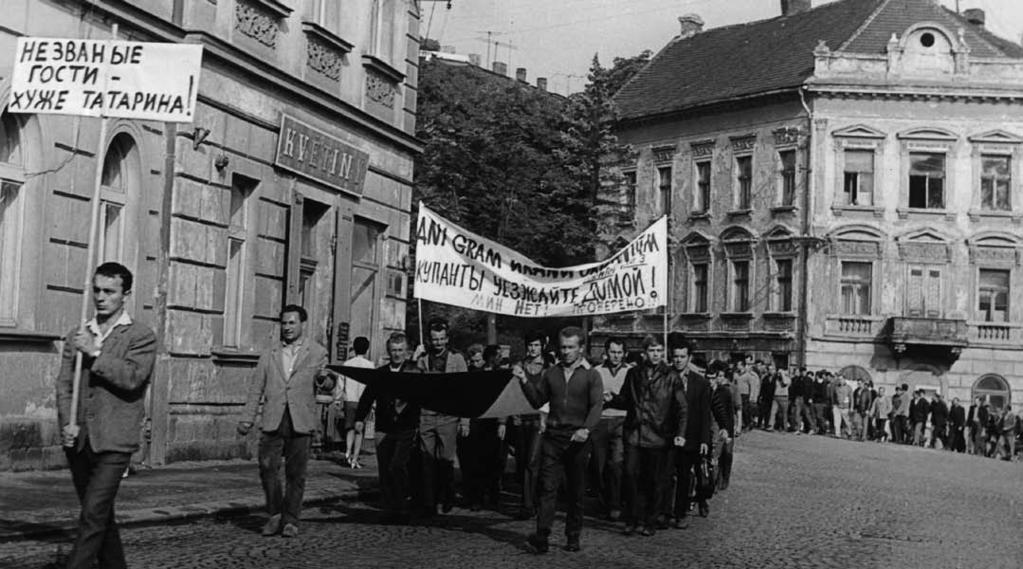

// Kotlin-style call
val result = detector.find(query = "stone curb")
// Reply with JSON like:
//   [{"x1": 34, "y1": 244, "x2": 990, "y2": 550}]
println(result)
[{"x1": 0, "y1": 485, "x2": 377, "y2": 543}]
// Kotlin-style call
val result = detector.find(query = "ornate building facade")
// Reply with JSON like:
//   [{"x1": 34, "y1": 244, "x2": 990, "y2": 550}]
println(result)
[
  {"x1": 0, "y1": 0, "x2": 424, "y2": 470},
  {"x1": 601, "y1": 0, "x2": 1023, "y2": 409}
]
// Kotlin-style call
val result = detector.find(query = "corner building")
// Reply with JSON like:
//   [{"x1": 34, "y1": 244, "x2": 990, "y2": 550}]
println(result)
[
  {"x1": 0, "y1": 0, "x2": 423, "y2": 470},
  {"x1": 601, "y1": 0, "x2": 1023, "y2": 411}
]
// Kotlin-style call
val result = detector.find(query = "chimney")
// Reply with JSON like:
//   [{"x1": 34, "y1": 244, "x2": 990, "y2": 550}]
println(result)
[
  {"x1": 515, "y1": 67, "x2": 527, "y2": 82},
  {"x1": 963, "y1": 8, "x2": 985, "y2": 28},
  {"x1": 468, "y1": 53, "x2": 481, "y2": 66},
  {"x1": 441, "y1": 45, "x2": 456, "y2": 54},
  {"x1": 677, "y1": 14, "x2": 704, "y2": 39},
  {"x1": 780, "y1": 0, "x2": 811, "y2": 16},
  {"x1": 492, "y1": 61, "x2": 507, "y2": 76},
  {"x1": 537, "y1": 77, "x2": 548, "y2": 91}
]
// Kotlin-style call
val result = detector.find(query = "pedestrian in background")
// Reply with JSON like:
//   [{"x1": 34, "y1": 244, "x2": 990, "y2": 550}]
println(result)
[
  {"x1": 708, "y1": 362, "x2": 736, "y2": 491},
  {"x1": 665, "y1": 337, "x2": 712, "y2": 528},
  {"x1": 929, "y1": 393, "x2": 949, "y2": 450},
  {"x1": 592, "y1": 337, "x2": 630, "y2": 522},
  {"x1": 239, "y1": 304, "x2": 331, "y2": 538},
  {"x1": 57, "y1": 263, "x2": 157, "y2": 569},
  {"x1": 949, "y1": 397, "x2": 966, "y2": 453},
  {"x1": 909, "y1": 390, "x2": 930, "y2": 447},
  {"x1": 767, "y1": 363, "x2": 789, "y2": 432},
  {"x1": 832, "y1": 375, "x2": 853, "y2": 439},
  {"x1": 870, "y1": 386, "x2": 892, "y2": 443},
  {"x1": 518, "y1": 327, "x2": 602, "y2": 554},
  {"x1": 893, "y1": 384, "x2": 911, "y2": 444},
  {"x1": 812, "y1": 371, "x2": 831, "y2": 435},
  {"x1": 511, "y1": 331, "x2": 547, "y2": 520},
  {"x1": 337, "y1": 336, "x2": 373, "y2": 468},
  {"x1": 735, "y1": 358, "x2": 758, "y2": 433}
]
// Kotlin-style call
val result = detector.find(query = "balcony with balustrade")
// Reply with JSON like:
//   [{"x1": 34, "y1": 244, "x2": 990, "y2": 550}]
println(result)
[
  {"x1": 885, "y1": 316, "x2": 969, "y2": 361},
  {"x1": 967, "y1": 321, "x2": 1023, "y2": 348},
  {"x1": 824, "y1": 315, "x2": 885, "y2": 339}
]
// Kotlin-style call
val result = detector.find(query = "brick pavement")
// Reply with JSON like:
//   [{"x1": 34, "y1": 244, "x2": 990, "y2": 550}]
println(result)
[{"x1": 3, "y1": 432, "x2": 1021, "y2": 569}]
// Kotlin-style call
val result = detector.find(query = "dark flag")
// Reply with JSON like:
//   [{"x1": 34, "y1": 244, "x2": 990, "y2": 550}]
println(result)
[{"x1": 333, "y1": 366, "x2": 539, "y2": 419}]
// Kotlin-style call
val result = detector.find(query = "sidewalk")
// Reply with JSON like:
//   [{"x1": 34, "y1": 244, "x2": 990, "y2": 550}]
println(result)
[{"x1": 0, "y1": 450, "x2": 379, "y2": 542}]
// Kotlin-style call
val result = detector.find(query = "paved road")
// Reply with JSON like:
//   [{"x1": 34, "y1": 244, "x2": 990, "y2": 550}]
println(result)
[{"x1": 4, "y1": 432, "x2": 1021, "y2": 569}]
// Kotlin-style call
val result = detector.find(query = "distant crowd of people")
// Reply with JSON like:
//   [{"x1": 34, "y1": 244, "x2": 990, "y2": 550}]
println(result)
[{"x1": 728, "y1": 358, "x2": 1020, "y2": 461}]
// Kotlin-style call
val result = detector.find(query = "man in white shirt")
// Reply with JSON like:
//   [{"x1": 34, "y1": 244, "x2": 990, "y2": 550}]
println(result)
[{"x1": 337, "y1": 336, "x2": 374, "y2": 468}]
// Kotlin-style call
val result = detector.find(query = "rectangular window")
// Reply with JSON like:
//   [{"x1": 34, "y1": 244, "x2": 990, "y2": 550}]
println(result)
[
  {"x1": 908, "y1": 152, "x2": 945, "y2": 209},
  {"x1": 843, "y1": 149, "x2": 874, "y2": 206},
  {"x1": 978, "y1": 269, "x2": 1010, "y2": 322},
  {"x1": 351, "y1": 219, "x2": 383, "y2": 348},
  {"x1": 371, "y1": 0, "x2": 396, "y2": 63},
  {"x1": 224, "y1": 238, "x2": 245, "y2": 347},
  {"x1": 981, "y1": 155, "x2": 1011, "y2": 211},
  {"x1": 736, "y1": 156, "x2": 752, "y2": 209},
  {"x1": 907, "y1": 265, "x2": 942, "y2": 318},
  {"x1": 779, "y1": 150, "x2": 796, "y2": 206},
  {"x1": 840, "y1": 261, "x2": 872, "y2": 315},
  {"x1": 620, "y1": 170, "x2": 636, "y2": 224},
  {"x1": 0, "y1": 181, "x2": 22, "y2": 323},
  {"x1": 731, "y1": 260, "x2": 750, "y2": 312},
  {"x1": 775, "y1": 258, "x2": 793, "y2": 312},
  {"x1": 98, "y1": 202, "x2": 123, "y2": 263},
  {"x1": 657, "y1": 166, "x2": 672, "y2": 215},
  {"x1": 695, "y1": 161, "x2": 710, "y2": 213},
  {"x1": 691, "y1": 263, "x2": 708, "y2": 313}
]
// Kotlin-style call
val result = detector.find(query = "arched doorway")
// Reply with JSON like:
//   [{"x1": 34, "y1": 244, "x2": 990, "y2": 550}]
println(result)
[
  {"x1": 972, "y1": 374, "x2": 1010, "y2": 411},
  {"x1": 839, "y1": 365, "x2": 872, "y2": 384}
]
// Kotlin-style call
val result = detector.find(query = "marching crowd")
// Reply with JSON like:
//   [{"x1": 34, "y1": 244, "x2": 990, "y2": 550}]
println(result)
[
  {"x1": 328, "y1": 320, "x2": 739, "y2": 553},
  {"x1": 730, "y1": 359, "x2": 1021, "y2": 461}
]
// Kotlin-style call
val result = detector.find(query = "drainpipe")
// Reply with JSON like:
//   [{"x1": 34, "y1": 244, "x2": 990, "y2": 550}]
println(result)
[{"x1": 797, "y1": 86, "x2": 814, "y2": 368}]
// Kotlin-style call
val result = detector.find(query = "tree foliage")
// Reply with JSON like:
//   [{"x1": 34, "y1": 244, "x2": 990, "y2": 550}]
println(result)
[{"x1": 409, "y1": 52, "x2": 650, "y2": 349}]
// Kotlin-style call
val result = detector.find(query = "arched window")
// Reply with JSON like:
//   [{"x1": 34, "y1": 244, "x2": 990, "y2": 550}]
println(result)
[
  {"x1": 0, "y1": 111, "x2": 26, "y2": 325},
  {"x1": 98, "y1": 134, "x2": 139, "y2": 265},
  {"x1": 973, "y1": 374, "x2": 1011, "y2": 411},
  {"x1": 839, "y1": 365, "x2": 872, "y2": 384}
]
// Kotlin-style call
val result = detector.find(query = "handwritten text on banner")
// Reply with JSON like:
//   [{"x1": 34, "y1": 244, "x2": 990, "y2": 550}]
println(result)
[{"x1": 414, "y1": 204, "x2": 667, "y2": 317}]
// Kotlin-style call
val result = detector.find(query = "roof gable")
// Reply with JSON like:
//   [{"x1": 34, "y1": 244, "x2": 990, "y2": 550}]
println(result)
[{"x1": 841, "y1": 0, "x2": 1009, "y2": 57}]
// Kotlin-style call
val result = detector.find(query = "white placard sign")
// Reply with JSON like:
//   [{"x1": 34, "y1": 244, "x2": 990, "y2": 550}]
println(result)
[
  {"x1": 8, "y1": 38, "x2": 203, "y2": 122},
  {"x1": 414, "y1": 203, "x2": 668, "y2": 317}
]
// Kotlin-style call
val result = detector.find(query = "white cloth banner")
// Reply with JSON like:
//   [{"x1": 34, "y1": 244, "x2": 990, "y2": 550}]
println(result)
[
  {"x1": 8, "y1": 38, "x2": 203, "y2": 122},
  {"x1": 414, "y1": 203, "x2": 667, "y2": 317}
]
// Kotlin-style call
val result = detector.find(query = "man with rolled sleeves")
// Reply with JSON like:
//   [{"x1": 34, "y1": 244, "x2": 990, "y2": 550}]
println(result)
[
  {"x1": 238, "y1": 304, "x2": 331, "y2": 538},
  {"x1": 517, "y1": 326, "x2": 603, "y2": 554},
  {"x1": 57, "y1": 262, "x2": 157, "y2": 569}
]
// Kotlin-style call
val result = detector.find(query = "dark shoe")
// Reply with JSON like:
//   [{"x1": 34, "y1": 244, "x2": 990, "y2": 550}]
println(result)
[
  {"x1": 623, "y1": 524, "x2": 637, "y2": 536},
  {"x1": 281, "y1": 523, "x2": 299, "y2": 538},
  {"x1": 672, "y1": 516, "x2": 689, "y2": 529},
  {"x1": 526, "y1": 533, "x2": 549, "y2": 554},
  {"x1": 656, "y1": 516, "x2": 669, "y2": 530},
  {"x1": 718, "y1": 478, "x2": 729, "y2": 491},
  {"x1": 261, "y1": 514, "x2": 282, "y2": 536},
  {"x1": 698, "y1": 501, "x2": 710, "y2": 518},
  {"x1": 563, "y1": 539, "x2": 581, "y2": 552},
  {"x1": 640, "y1": 526, "x2": 655, "y2": 537}
]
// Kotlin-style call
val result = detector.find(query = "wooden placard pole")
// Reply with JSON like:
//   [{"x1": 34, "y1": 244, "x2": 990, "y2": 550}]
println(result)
[{"x1": 66, "y1": 24, "x2": 117, "y2": 447}]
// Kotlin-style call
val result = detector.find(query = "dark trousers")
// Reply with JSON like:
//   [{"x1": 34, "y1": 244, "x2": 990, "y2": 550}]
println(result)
[
  {"x1": 418, "y1": 418, "x2": 458, "y2": 512},
  {"x1": 64, "y1": 439, "x2": 131, "y2": 569},
  {"x1": 740, "y1": 394, "x2": 752, "y2": 431},
  {"x1": 460, "y1": 419, "x2": 502, "y2": 506},
  {"x1": 813, "y1": 403, "x2": 830, "y2": 434},
  {"x1": 794, "y1": 396, "x2": 815, "y2": 432},
  {"x1": 258, "y1": 407, "x2": 311, "y2": 526},
  {"x1": 377, "y1": 430, "x2": 415, "y2": 515},
  {"x1": 536, "y1": 428, "x2": 591, "y2": 540},
  {"x1": 512, "y1": 418, "x2": 543, "y2": 512},
  {"x1": 590, "y1": 416, "x2": 624, "y2": 513},
  {"x1": 623, "y1": 444, "x2": 668, "y2": 527},
  {"x1": 666, "y1": 448, "x2": 705, "y2": 518},
  {"x1": 951, "y1": 426, "x2": 966, "y2": 453},
  {"x1": 893, "y1": 415, "x2": 908, "y2": 444}
]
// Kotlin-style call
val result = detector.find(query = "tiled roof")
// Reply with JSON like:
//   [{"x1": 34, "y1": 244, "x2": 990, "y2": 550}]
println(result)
[{"x1": 615, "y1": 0, "x2": 1023, "y2": 121}]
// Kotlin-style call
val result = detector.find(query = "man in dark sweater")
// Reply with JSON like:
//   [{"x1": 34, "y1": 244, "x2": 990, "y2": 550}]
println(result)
[
  {"x1": 665, "y1": 336, "x2": 712, "y2": 528},
  {"x1": 929, "y1": 393, "x2": 949, "y2": 449},
  {"x1": 354, "y1": 332, "x2": 421, "y2": 524},
  {"x1": 517, "y1": 327, "x2": 603, "y2": 554},
  {"x1": 949, "y1": 397, "x2": 966, "y2": 453}
]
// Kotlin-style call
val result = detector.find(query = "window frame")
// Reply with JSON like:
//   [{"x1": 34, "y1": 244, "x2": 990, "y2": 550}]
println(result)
[
  {"x1": 734, "y1": 155, "x2": 753, "y2": 210},
  {"x1": 222, "y1": 173, "x2": 259, "y2": 349},
  {"x1": 694, "y1": 160, "x2": 711, "y2": 214},
  {"x1": 842, "y1": 148, "x2": 875, "y2": 207},
  {"x1": 839, "y1": 260, "x2": 873, "y2": 316},
  {"x1": 730, "y1": 259, "x2": 751, "y2": 313},
  {"x1": 778, "y1": 149, "x2": 797, "y2": 207},
  {"x1": 656, "y1": 165, "x2": 672, "y2": 216},
  {"x1": 907, "y1": 151, "x2": 947, "y2": 210},
  {"x1": 774, "y1": 257, "x2": 793, "y2": 313},
  {"x1": 690, "y1": 262, "x2": 709, "y2": 313},
  {"x1": 977, "y1": 267, "x2": 1010, "y2": 323}
]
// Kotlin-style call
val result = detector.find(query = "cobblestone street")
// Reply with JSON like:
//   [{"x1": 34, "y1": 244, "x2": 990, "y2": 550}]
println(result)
[{"x1": 4, "y1": 432, "x2": 1021, "y2": 569}]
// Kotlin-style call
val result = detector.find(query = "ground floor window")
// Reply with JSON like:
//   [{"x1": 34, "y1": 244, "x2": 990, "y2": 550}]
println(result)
[{"x1": 973, "y1": 374, "x2": 1011, "y2": 411}]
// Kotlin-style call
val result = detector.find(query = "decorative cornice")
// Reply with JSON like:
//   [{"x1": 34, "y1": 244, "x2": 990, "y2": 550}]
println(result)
[
  {"x1": 690, "y1": 139, "x2": 715, "y2": 158},
  {"x1": 366, "y1": 69, "x2": 397, "y2": 108},
  {"x1": 235, "y1": 0, "x2": 280, "y2": 48},
  {"x1": 362, "y1": 54, "x2": 406, "y2": 83},
  {"x1": 306, "y1": 33, "x2": 343, "y2": 80},
  {"x1": 652, "y1": 145, "x2": 676, "y2": 164},
  {"x1": 730, "y1": 134, "x2": 756, "y2": 153},
  {"x1": 301, "y1": 21, "x2": 355, "y2": 53},
  {"x1": 772, "y1": 127, "x2": 800, "y2": 147},
  {"x1": 248, "y1": 0, "x2": 293, "y2": 18}
]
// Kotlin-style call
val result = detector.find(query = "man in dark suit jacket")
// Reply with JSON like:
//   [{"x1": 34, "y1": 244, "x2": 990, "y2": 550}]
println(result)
[
  {"x1": 56, "y1": 262, "x2": 157, "y2": 569},
  {"x1": 238, "y1": 304, "x2": 331, "y2": 538},
  {"x1": 664, "y1": 336, "x2": 711, "y2": 529},
  {"x1": 355, "y1": 332, "x2": 421, "y2": 523}
]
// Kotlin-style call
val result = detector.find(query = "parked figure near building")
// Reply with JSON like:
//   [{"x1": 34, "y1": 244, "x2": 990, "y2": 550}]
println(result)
[
  {"x1": 909, "y1": 390, "x2": 930, "y2": 447},
  {"x1": 995, "y1": 405, "x2": 1018, "y2": 461},
  {"x1": 870, "y1": 386, "x2": 892, "y2": 442},
  {"x1": 239, "y1": 304, "x2": 331, "y2": 538},
  {"x1": 415, "y1": 318, "x2": 469, "y2": 516},
  {"x1": 56, "y1": 263, "x2": 157, "y2": 569},
  {"x1": 611, "y1": 335, "x2": 686, "y2": 537},
  {"x1": 511, "y1": 331, "x2": 547, "y2": 520},
  {"x1": 354, "y1": 332, "x2": 421, "y2": 523},
  {"x1": 592, "y1": 337, "x2": 631, "y2": 521},
  {"x1": 929, "y1": 393, "x2": 949, "y2": 450},
  {"x1": 949, "y1": 397, "x2": 966, "y2": 453},
  {"x1": 831, "y1": 375, "x2": 853, "y2": 439},
  {"x1": 735, "y1": 358, "x2": 758, "y2": 433},
  {"x1": 665, "y1": 337, "x2": 712, "y2": 528},
  {"x1": 967, "y1": 396, "x2": 990, "y2": 456},
  {"x1": 337, "y1": 336, "x2": 373, "y2": 468},
  {"x1": 517, "y1": 327, "x2": 603, "y2": 554}
]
